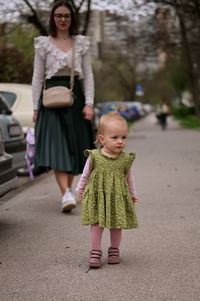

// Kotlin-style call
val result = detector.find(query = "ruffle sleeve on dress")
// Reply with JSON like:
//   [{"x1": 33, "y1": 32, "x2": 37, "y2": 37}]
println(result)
[
  {"x1": 124, "y1": 152, "x2": 136, "y2": 174},
  {"x1": 75, "y1": 35, "x2": 90, "y2": 55},
  {"x1": 84, "y1": 149, "x2": 92, "y2": 157},
  {"x1": 34, "y1": 36, "x2": 48, "y2": 60},
  {"x1": 84, "y1": 149, "x2": 93, "y2": 168},
  {"x1": 130, "y1": 152, "x2": 136, "y2": 161}
]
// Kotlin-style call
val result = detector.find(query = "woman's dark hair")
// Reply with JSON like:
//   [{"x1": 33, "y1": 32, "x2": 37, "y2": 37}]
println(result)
[{"x1": 48, "y1": 0, "x2": 77, "y2": 37}]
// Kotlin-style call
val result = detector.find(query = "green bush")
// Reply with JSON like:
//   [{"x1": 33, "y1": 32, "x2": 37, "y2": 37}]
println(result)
[
  {"x1": 172, "y1": 106, "x2": 195, "y2": 117},
  {"x1": 0, "y1": 46, "x2": 33, "y2": 83},
  {"x1": 172, "y1": 106, "x2": 200, "y2": 129}
]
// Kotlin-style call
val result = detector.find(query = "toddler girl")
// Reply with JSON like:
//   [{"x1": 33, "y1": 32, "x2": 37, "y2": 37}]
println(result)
[{"x1": 76, "y1": 108, "x2": 139, "y2": 268}]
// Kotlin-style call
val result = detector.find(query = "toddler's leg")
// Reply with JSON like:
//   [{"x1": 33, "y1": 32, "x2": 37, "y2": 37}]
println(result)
[
  {"x1": 90, "y1": 224, "x2": 104, "y2": 250},
  {"x1": 110, "y1": 228, "x2": 122, "y2": 248},
  {"x1": 108, "y1": 228, "x2": 122, "y2": 264},
  {"x1": 89, "y1": 224, "x2": 104, "y2": 268}
]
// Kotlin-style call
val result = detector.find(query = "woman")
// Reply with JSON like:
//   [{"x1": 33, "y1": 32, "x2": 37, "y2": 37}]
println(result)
[
  {"x1": 156, "y1": 97, "x2": 171, "y2": 130},
  {"x1": 32, "y1": 0, "x2": 94, "y2": 212}
]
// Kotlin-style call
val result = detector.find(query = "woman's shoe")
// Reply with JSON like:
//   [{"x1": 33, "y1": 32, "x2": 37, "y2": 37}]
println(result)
[
  {"x1": 107, "y1": 247, "x2": 120, "y2": 264},
  {"x1": 61, "y1": 188, "x2": 76, "y2": 212},
  {"x1": 89, "y1": 249, "x2": 102, "y2": 268}
]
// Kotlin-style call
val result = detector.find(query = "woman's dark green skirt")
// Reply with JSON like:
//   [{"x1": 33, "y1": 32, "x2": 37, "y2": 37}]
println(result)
[{"x1": 35, "y1": 76, "x2": 94, "y2": 175}]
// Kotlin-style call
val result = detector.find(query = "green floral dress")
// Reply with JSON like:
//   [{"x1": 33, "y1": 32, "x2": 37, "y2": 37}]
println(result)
[{"x1": 81, "y1": 149, "x2": 138, "y2": 229}]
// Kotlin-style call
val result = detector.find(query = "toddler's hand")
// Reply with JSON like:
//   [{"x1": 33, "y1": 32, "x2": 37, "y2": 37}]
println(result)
[
  {"x1": 132, "y1": 197, "x2": 139, "y2": 202},
  {"x1": 79, "y1": 193, "x2": 83, "y2": 203}
]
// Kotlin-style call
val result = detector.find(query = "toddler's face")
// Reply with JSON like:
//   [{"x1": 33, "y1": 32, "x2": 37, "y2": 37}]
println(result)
[{"x1": 99, "y1": 121, "x2": 128, "y2": 156}]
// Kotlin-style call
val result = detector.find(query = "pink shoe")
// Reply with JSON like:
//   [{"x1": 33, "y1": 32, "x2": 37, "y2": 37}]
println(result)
[
  {"x1": 89, "y1": 249, "x2": 102, "y2": 268},
  {"x1": 107, "y1": 247, "x2": 120, "y2": 264}
]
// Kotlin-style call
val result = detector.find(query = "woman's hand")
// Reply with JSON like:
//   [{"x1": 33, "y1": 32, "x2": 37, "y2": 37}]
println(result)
[
  {"x1": 82, "y1": 105, "x2": 94, "y2": 120},
  {"x1": 33, "y1": 111, "x2": 38, "y2": 122}
]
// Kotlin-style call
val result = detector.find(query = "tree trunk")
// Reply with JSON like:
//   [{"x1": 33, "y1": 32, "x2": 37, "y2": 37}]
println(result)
[{"x1": 176, "y1": 1, "x2": 200, "y2": 117}]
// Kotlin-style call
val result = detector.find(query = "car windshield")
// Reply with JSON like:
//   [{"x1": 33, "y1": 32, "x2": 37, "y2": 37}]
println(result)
[
  {"x1": 0, "y1": 91, "x2": 16, "y2": 107},
  {"x1": 0, "y1": 94, "x2": 11, "y2": 113}
]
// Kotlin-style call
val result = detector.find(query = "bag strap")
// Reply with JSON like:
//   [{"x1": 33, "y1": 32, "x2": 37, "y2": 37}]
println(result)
[{"x1": 69, "y1": 37, "x2": 75, "y2": 90}]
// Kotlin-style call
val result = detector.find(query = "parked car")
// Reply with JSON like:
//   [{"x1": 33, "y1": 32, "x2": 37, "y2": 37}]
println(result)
[
  {"x1": 0, "y1": 127, "x2": 17, "y2": 197},
  {"x1": 119, "y1": 107, "x2": 138, "y2": 121},
  {"x1": 125, "y1": 101, "x2": 146, "y2": 117},
  {"x1": 96, "y1": 101, "x2": 142, "y2": 122},
  {"x1": 0, "y1": 93, "x2": 26, "y2": 171},
  {"x1": 143, "y1": 103, "x2": 153, "y2": 114},
  {"x1": 0, "y1": 84, "x2": 48, "y2": 177},
  {"x1": 96, "y1": 102, "x2": 122, "y2": 117},
  {"x1": 0, "y1": 83, "x2": 34, "y2": 134}
]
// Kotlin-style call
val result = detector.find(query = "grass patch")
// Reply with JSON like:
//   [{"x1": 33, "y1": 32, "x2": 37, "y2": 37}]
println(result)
[
  {"x1": 172, "y1": 106, "x2": 200, "y2": 129},
  {"x1": 174, "y1": 114, "x2": 200, "y2": 129}
]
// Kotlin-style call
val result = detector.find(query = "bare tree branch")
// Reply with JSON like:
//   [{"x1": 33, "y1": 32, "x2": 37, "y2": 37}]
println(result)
[
  {"x1": 82, "y1": 0, "x2": 92, "y2": 35},
  {"x1": 20, "y1": 0, "x2": 47, "y2": 35}
]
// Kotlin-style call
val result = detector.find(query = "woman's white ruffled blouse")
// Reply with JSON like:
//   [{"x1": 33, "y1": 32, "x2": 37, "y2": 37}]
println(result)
[{"x1": 32, "y1": 35, "x2": 94, "y2": 110}]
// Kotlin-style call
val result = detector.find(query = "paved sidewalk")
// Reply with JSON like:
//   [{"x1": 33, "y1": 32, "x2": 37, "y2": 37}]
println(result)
[{"x1": 1, "y1": 114, "x2": 200, "y2": 301}]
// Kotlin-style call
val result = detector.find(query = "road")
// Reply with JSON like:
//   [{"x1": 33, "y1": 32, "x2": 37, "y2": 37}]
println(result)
[{"x1": 1, "y1": 114, "x2": 200, "y2": 301}]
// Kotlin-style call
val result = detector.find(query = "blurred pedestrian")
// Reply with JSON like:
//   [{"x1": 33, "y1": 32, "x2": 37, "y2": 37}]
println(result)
[
  {"x1": 156, "y1": 97, "x2": 171, "y2": 130},
  {"x1": 32, "y1": 0, "x2": 94, "y2": 212},
  {"x1": 76, "y1": 108, "x2": 139, "y2": 268}
]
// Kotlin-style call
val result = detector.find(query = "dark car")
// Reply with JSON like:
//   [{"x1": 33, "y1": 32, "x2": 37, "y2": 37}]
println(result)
[
  {"x1": 0, "y1": 127, "x2": 17, "y2": 196},
  {"x1": 97, "y1": 102, "x2": 120, "y2": 117},
  {"x1": 0, "y1": 93, "x2": 26, "y2": 171}
]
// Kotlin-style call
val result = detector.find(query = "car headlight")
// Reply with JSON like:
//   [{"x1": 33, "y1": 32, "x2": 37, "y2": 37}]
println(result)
[{"x1": 8, "y1": 124, "x2": 22, "y2": 137}]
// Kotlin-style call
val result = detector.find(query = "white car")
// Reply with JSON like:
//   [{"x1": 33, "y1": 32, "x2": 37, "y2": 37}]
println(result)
[{"x1": 0, "y1": 83, "x2": 34, "y2": 134}]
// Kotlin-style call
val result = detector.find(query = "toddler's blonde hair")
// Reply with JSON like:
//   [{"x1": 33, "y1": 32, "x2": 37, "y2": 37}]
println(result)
[{"x1": 96, "y1": 106, "x2": 128, "y2": 145}]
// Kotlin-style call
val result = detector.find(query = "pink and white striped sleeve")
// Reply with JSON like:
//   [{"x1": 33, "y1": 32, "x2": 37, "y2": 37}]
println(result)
[
  {"x1": 126, "y1": 168, "x2": 138, "y2": 201},
  {"x1": 76, "y1": 157, "x2": 92, "y2": 193}
]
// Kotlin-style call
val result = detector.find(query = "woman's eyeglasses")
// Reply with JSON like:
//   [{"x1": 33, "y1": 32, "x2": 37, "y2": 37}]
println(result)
[{"x1": 54, "y1": 14, "x2": 71, "y2": 20}]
